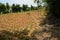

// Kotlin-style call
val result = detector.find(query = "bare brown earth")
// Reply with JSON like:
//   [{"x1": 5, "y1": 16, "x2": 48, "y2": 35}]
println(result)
[
  {"x1": 1, "y1": 9, "x2": 56, "y2": 40},
  {"x1": 0, "y1": 9, "x2": 59, "y2": 40},
  {"x1": 0, "y1": 9, "x2": 46, "y2": 32}
]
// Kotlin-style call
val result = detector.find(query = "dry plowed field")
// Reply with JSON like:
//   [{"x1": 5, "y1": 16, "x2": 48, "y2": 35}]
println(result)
[{"x1": 0, "y1": 10, "x2": 46, "y2": 32}]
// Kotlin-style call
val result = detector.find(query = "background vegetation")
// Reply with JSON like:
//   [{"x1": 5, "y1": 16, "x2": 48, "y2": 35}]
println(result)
[{"x1": 0, "y1": 2, "x2": 43, "y2": 14}]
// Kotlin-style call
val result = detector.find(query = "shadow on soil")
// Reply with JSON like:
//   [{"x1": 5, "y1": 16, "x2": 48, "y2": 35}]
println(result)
[{"x1": 42, "y1": 14, "x2": 60, "y2": 40}]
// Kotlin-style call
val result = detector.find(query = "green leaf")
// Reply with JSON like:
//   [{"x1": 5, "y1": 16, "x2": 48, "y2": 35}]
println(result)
[{"x1": 42, "y1": 0, "x2": 47, "y2": 2}]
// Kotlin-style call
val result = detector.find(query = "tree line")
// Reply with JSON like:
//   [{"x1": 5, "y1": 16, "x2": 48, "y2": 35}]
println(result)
[{"x1": 0, "y1": 3, "x2": 41, "y2": 14}]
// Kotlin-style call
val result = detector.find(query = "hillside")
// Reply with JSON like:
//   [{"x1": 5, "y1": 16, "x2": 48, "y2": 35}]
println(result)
[
  {"x1": 0, "y1": 10, "x2": 46, "y2": 32},
  {"x1": 1, "y1": 10, "x2": 56, "y2": 40},
  {"x1": 0, "y1": 9, "x2": 59, "y2": 40}
]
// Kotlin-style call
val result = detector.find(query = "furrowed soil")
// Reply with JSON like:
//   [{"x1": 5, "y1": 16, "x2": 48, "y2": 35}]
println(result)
[
  {"x1": 0, "y1": 10, "x2": 59, "y2": 40},
  {"x1": 0, "y1": 10, "x2": 46, "y2": 32}
]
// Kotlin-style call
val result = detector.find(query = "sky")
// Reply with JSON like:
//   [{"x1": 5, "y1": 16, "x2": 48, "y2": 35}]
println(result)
[{"x1": 0, "y1": 0, "x2": 37, "y2": 7}]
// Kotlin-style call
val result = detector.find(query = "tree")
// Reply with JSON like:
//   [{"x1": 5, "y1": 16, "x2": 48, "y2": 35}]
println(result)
[
  {"x1": 47, "y1": 0, "x2": 60, "y2": 16},
  {"x1": 34, "y1": 0, "x2": 40, "y2": 7},
  {"x1": 6, "y1": 3, "x2": 10, "y2": 13},
  {"x1": 34, "y1": 0, "x2": 60, "y2": 24},
  {"x1": 15, "y1": 4, "x2": 21, "y2": 12},
  {"x1": 0, "y1": 3, "x2": 6, "y2": 14},
  {"x1": 12, "y1": 4, "x2": 22, "y2": 12},
  {"x1": 34, "y1": 0, "x2": 43, "y2": 8},
  {"x1": 31, "y1": 5, "x2": 38, "y2": 10},
  {"x1": 11, "y1": 4, "x2": 16, "y2": 12},
  {"x1": 31, "y1": 5, "x2": 34, "y2": 10},
  {"x1": 22, "y1": 4, "x2": 28, "y2": 11},
  {"x1": 43, "y1": 0, "x2": 60, "y2": 25}
]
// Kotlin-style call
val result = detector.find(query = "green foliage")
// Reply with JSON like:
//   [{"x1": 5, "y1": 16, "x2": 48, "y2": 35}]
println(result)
[
  {"x1": 22, "y1": 4, "x2": 29, "y2": 11},
  {"x1": 0, "y1": 3, "x2": 6, "y2": 14},
  {"x1": 44, "y1": 0, "x2": 60, "y2": 24},
  {"x1": 15, "y1": 5, "x2": 21, "y2": 12},
  {"x1": 11, "y1": 4, "x2": 21, "y2": 12},
  {"x1": 31, "y1": 5, "x2": 34, "y2": 10},
  {"x1": 31, "y1": 5, "x2": 38, "y2": 10},
  {"x1": 0, "y1": 2, "x2": 40, "y2": 14},
  {"x1": 11, "y1": 4, "x2": 16, "y2": 12},
  {"x1": 34, "y1": 0, "x2": 40, "y2": 7},
  {"x1": 6, "y1": 3, "x2": 10, "y2": 13},
  {"x1": 42, "y1": 0, "x2": 47, "y2": 2},
  {"x1": 47, "y1": 0, "x2": 60, "y2": 16}
]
